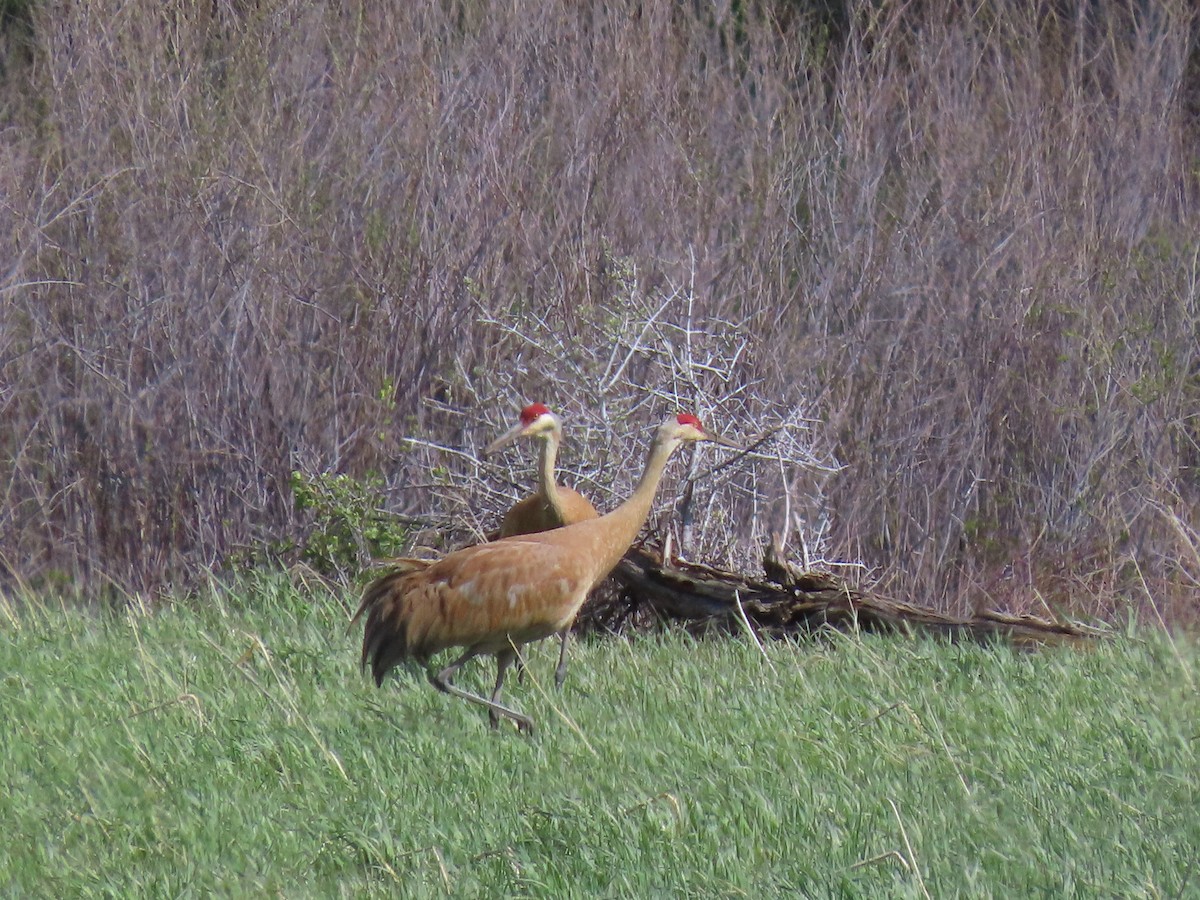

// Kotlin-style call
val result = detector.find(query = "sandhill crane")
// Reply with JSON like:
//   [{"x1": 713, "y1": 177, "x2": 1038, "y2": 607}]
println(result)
[
  {"x1": 353, "y1": 412, "x2": 740, "y2": 734},
  {"x1": 484, "y1": 402, "x2": 599, "y2": 688}
]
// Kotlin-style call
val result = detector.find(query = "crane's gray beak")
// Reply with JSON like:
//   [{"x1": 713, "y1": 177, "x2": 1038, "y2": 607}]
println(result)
[
  {"x1": 483, "y1": 422, "x2": 528, "y2": 458},
  {"x1": 703, "y1": 429, "x2": 745, "y2": 451}
]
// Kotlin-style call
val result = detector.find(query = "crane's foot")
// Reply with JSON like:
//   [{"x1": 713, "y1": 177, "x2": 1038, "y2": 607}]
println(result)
[{"x1": 489, "y1": 707, "x2": 536, "y2": 736}]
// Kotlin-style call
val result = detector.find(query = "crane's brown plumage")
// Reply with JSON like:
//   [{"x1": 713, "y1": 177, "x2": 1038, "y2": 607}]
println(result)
[
  {"x1": 353, "y1": 412, "x2": 739, "y2": 733},
  {"x1": 484, "y1": 403, "x2": 599, "y2": 688},
  {"x1": 497, "y1": 489, "x2": 597, "y2": 537}
]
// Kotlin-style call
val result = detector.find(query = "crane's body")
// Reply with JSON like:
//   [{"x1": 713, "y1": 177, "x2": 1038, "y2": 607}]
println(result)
[
  {"x1": 354, "y1": 413, "x2": 738, "y2": 733},
  {"x1": 497, "y1": 488, "x2": 596, "y2": 537},
  {"x1": 484, "y1": 403, "x2": 599, "y2": 687}
]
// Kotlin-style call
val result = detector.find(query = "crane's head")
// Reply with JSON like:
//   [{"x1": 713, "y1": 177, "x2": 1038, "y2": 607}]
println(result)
[
  {"x1": 483, "y1": 403, "x2": 563, "y2": 457},
  {"x1": 655, "y1": 412, "x2": 744, "y2": 450}
]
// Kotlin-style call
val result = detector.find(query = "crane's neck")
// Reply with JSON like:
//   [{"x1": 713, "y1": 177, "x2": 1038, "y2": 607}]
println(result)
[
  {"x1": 537, "y1": 432, "x2": 568, "y2": 524},
  {"x1": 580, "y1": 433, "x2": 681, "y2": 585}
]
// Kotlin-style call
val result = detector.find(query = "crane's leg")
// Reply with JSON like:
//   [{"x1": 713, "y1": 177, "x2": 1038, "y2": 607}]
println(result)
[
  {"x1": 487, "y1": 646, "x2": 528, "y2": 731},
  {"x1": 554, "y1": 628, "x2": 570, "y2": 690},
  {"x1": 430, "y1": 648, "x2": 535, "y2": 735},
  {"x1": 513, "y1": 629, "x2": 569, "y2": 690}
]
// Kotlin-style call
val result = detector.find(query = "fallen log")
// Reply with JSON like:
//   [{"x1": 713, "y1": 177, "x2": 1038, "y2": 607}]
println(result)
[
  {"x1": 598, "y1": 545, "x2": 1101, "y2": 647},
  {"x1": 374, "y1": 543, "x2": 1102, "y2": 646}
]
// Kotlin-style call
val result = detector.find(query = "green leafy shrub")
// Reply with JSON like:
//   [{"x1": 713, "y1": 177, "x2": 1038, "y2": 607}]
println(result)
[{"x1": 289, "y1": 471, "x2": 407, "y2": 577}]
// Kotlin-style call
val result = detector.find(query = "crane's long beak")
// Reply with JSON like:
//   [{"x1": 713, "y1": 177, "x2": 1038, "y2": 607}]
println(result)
[
  {"x1": 483, "y1": 422, "x2": 528, "y2": 458},
  {"x1": 703, "y1": 429, "x2": 745, "y2": 451}
]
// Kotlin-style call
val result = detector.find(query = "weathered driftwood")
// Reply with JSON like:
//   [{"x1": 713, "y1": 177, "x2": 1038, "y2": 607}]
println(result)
[{"x1": 600, "y1": 545, "x2": 1100, "y2": 647}]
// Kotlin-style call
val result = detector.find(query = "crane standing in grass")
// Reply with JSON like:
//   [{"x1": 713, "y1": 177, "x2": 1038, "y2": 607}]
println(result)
[
  {"x1": 353, "y1": 413, "x2": 740, "y2": 734},
  {"x1": 483, "y1": 402, "x2": 599, "y2": 689}
]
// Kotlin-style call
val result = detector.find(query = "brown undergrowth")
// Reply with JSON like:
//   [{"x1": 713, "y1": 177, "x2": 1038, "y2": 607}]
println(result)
[{"x1": 1, "y1": 1, "x2": 1196, "y2": 624}]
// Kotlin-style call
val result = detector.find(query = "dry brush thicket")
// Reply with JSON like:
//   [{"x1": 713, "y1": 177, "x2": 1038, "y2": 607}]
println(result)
[{"x1": 1, "y1": 2, "x2": 1197, "y2": 622}]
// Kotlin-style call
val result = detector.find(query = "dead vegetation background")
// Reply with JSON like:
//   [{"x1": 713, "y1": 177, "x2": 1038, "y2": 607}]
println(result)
[{"x1": 1, "y1": 1, "x2": 1197, "y2": 624}]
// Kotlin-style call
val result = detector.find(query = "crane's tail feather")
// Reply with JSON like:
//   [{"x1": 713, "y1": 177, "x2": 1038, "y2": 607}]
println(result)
[
  {"x1": 368, "y1": 632, "x2": 408, "y2": 687},
  {"x1": 350, "y1": 560, "x2": 431, "y2": 627},
  {"x1": 355, "y1": 570, "x2": 414, "y2": 685}
]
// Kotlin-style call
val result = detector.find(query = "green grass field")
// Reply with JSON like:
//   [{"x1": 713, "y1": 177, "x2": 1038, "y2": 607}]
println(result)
[{"x1": 2, "y1": 575, "x2": 1197, "y2": 897}]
